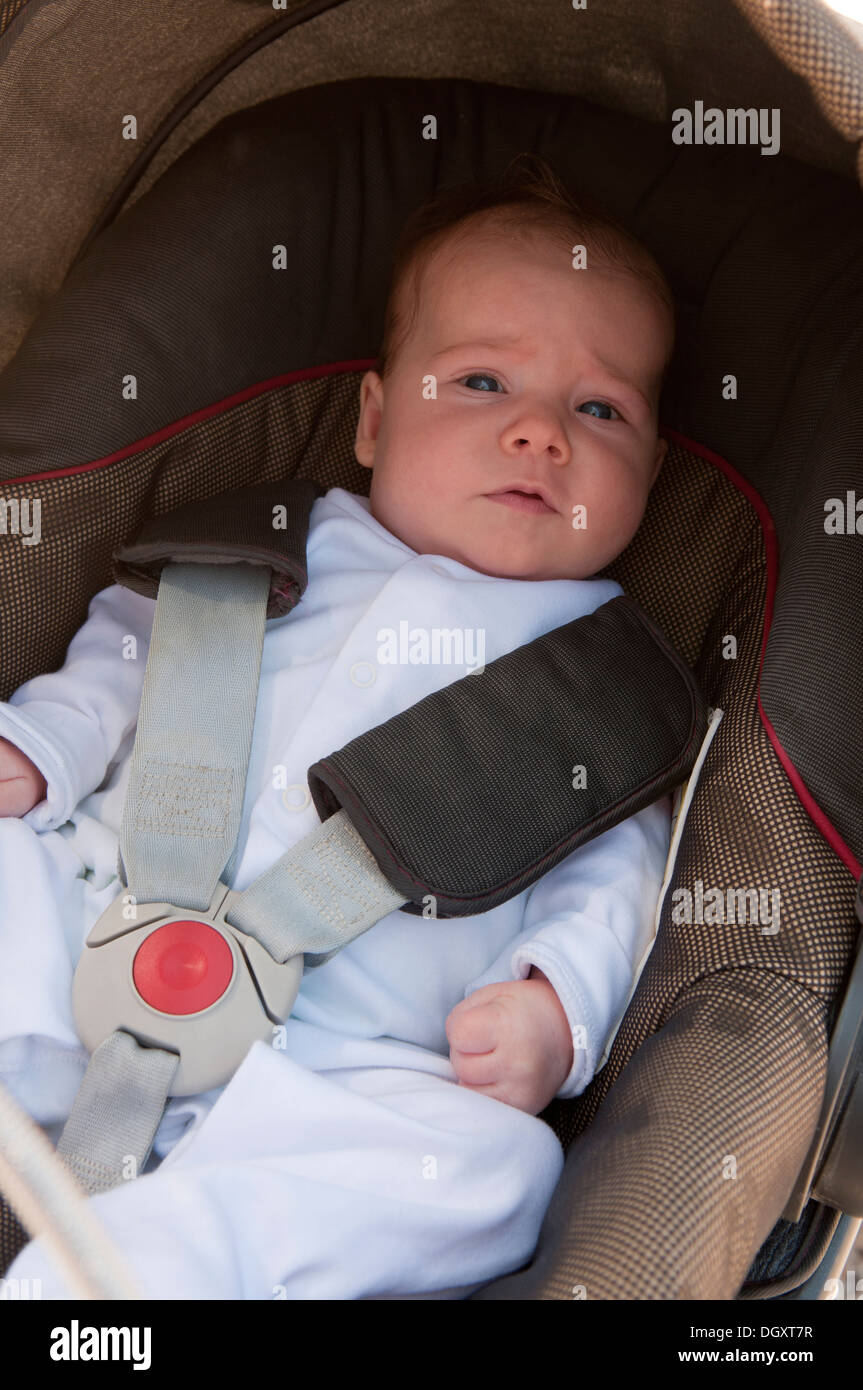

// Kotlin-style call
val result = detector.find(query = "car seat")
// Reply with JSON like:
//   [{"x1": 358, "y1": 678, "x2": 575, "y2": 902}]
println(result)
[{"x1": 0, "y1": 0, "x2": 861, "y2": 1300}]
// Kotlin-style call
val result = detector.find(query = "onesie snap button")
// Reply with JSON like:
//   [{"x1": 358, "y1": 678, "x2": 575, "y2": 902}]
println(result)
[{"x1": 350, "y1": 660, "x2": 376, "y2": 687}]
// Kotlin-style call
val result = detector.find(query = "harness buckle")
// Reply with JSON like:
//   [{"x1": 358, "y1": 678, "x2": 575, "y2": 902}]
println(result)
[{"x1": 72, "y1": 881, "x2": 303, "y2": 1096}]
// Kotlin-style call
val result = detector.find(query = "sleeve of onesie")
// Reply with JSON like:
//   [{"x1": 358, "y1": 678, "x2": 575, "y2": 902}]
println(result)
[
  {"x1": 459, "y1": 794, "x2": 673, "y2": 1100},
  {"x1": 0, "y1": 583, "x2": 156, "y2": 832}
]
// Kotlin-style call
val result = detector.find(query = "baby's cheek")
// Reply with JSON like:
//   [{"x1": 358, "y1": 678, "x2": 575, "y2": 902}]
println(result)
[{"x1": 601, "y1": 484, "x2": 649, "y2": 548}]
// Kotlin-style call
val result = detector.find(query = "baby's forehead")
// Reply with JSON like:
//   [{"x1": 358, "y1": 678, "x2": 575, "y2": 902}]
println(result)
[
  {"x1": 419, "y1": 252, "x2": 670, "y2": 367},
  {"x1": 424, "y1": 228, "x2": 661, "y2": 320},
  {"x1": 397, "y1": 219, "x2": 672, "y2": 389}
]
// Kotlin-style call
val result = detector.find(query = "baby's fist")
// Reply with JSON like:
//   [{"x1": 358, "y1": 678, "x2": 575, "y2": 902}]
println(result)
[
  {"x1": 0, "y1": 737, "x2": 47, "y2": 818},
  {"x1": 446, "y1": 969, "x2": 574, "y2": 1116}
]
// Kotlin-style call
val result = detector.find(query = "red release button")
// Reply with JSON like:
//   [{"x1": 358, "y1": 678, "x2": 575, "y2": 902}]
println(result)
[{"x1": 132, "y1": 920, "x2": 234, "y2": 1015}]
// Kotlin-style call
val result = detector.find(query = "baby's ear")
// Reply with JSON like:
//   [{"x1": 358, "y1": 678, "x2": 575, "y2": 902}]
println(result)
[
  {"x1": 355, "y1": 370, "x2": 384, "y2": 469},
  {"x1": 650, "y1": 435, "x2": 668, "y2": 488}
]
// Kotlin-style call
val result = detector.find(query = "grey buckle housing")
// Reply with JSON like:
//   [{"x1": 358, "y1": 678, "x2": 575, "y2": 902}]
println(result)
[{"x1": 72, "y1": 880, "x2": 303, "y2": 1096}]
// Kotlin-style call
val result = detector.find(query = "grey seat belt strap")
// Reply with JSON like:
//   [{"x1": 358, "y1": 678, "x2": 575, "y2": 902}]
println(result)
[
  {"x1": 60, "y1": 560, "x2": 269, "y2": 1197},
  {"x1": 57, "y1": 1032, "x2": 179, "y2": 1196},
  {"x1": 225, "y1": 809, "x2": 408, "y2": 967},
  {"x1": 117, "y1": 561, "x2": 270, "y2": 909},
  {"x1": 117, "y1": 556, "x2": 407, "y2": 960}
]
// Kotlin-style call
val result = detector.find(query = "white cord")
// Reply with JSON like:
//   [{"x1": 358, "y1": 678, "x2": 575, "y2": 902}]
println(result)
[{"x1": 0, "y1": 1080, "x2": 143, "y2": 1299}]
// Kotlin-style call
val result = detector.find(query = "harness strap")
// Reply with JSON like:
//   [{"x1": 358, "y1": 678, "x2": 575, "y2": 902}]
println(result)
[
  {"x1": 63, "y1": 561, "x2": 272, "y2": 1194},
  {"x1": 117, "y1": 561, "x2": 270, "y2": 908},
  {"x1": 225, "y1": 809, "x2": 407, "y2": 967},
  {"x1": 60, "y1": 556, "x2": 409, "y2": 1191},
  {"x1": 57, "y1": 1033, "x2": 179, "y2": 1197},
  {"x1": 118, "y1": 553, "x2": 407, "y2": 960}
]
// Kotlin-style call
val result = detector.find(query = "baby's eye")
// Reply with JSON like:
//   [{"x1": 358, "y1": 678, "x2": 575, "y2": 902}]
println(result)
[
  {"x1": 459, "y1": 373, "x2": 504, "y2": 393},
  {"x1": 578, "y1": 400, "x2": 620, "y2": 421}
]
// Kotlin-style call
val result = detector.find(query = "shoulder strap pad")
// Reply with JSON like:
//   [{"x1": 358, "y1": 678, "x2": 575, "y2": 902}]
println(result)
[
  {"x1": 308, "y1": 595, "x2": 708, "y2": 916},
  {"x1": 112, "y1": 478, "x2": 323, "y2": 618}
]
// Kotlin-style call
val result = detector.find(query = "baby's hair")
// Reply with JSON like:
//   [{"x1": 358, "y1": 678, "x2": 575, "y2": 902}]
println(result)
[{"x1": 375, "y1": 151, "x2": 675, "y2": 382}]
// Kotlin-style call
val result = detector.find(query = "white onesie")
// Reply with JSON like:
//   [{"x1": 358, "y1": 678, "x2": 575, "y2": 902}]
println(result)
[{"x1": 0, "y1": 486, "x2": 671, "y2": 1299}]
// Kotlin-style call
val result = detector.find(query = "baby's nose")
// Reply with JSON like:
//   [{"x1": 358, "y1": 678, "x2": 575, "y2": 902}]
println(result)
[{"x1": 503, "y1": 414, "x2": 570, "y2": 461}]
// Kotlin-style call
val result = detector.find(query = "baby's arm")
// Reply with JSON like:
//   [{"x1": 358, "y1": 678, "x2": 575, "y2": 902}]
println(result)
[
  {"x1": 447, "y1": 795, "x2": 672, "y2": 1110},
  {"x1": 0, "y1": 583, "x2": 156, "y2": 828}
]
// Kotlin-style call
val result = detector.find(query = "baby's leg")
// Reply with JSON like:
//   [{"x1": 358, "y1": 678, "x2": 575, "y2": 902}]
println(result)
[{"x1": 5, "y1": 1022, "x2": 564, "y2": 1300}]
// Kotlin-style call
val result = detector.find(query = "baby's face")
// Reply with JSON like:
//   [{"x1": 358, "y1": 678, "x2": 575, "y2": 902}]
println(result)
[{"x1": 355, "y1": 229, "x2": 673, "y2": 580}]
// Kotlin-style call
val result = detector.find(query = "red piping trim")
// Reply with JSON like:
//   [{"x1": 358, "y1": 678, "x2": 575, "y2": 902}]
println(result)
[
  {"x1": 2, "y1": 359, "x2": 377, "y2": 484},
  {"x1": 0, "y1": 376, "x2": 858, "y2": 882},
  {"x1": 662, "y1": 425, "x2": 860, "y2": 883}
]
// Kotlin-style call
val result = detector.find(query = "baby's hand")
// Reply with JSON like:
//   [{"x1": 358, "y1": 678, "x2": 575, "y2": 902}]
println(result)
[
  {"x1": 0, "y1": 737, "x2": 48, "y2": 818},
  {"x1": 445, "y1": 967, "x2": 574, "y2": 1116}
]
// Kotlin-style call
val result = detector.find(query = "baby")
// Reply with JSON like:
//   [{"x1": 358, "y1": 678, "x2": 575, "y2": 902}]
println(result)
[{"x1": 0, "y1": 155, "x2": 676, "y2": 1299}]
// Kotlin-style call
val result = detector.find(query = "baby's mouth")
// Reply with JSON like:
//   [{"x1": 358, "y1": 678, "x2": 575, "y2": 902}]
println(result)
[{"x1": 485, "y1": 488, "x2": 556, "y2": 516}]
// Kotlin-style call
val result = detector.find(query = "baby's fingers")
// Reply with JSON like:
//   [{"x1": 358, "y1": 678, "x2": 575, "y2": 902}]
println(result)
[
  {"x1": 446, "y1": 996, "x2": 501, "y2": 1054},
  {"x1": 453, "y1": 1050, "x2": 501, "y2": 1088}
]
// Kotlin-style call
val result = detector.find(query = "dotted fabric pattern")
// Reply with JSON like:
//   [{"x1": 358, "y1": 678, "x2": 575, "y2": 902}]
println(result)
[
  {"x1": 0, "y1": 398, "x2": 857, "y2": 1297},
  {"x1": 0, "y1": 372, "x2": 365, "y2": 705},
  {"x1": 733, "y1": 0, "x2": 863, "y2": 177},
  {"x1": 0, "y1": 0, "x2": 28, "y2": 38}
]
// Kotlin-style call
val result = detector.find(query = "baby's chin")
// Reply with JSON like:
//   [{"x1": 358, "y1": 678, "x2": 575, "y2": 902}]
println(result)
[
  {"x1": 421, "y1": 535, "x2": 595, "y2": 582},
  {"x1": 374, "y1": 502, "x2": 603, "y2": 580}
]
